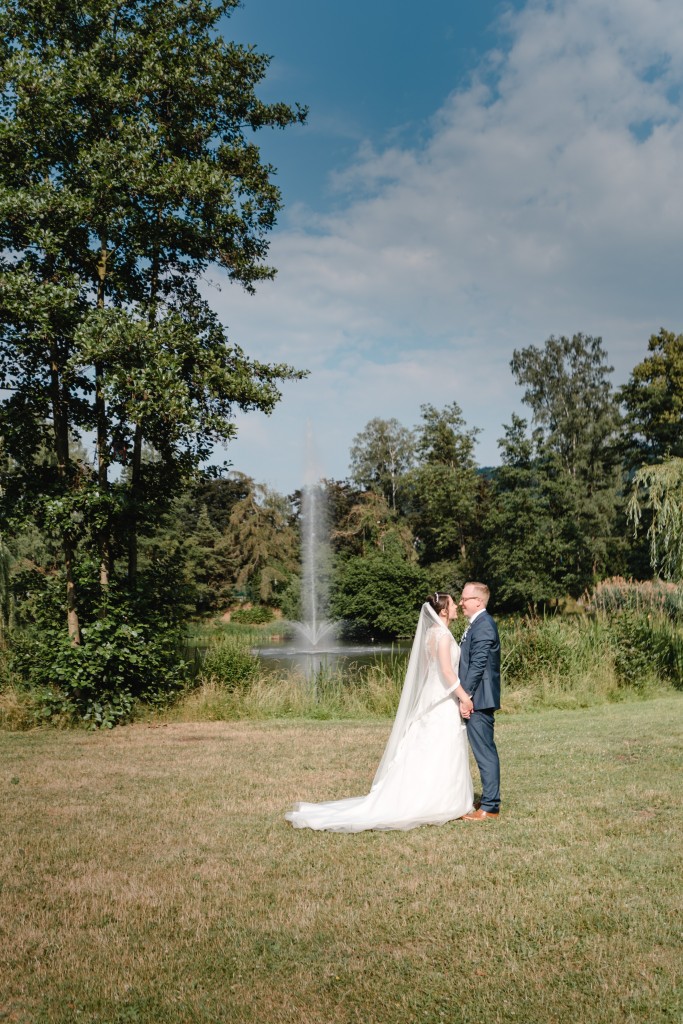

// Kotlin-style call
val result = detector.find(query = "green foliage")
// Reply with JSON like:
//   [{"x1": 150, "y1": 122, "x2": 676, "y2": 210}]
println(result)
[
  {"x1": 180, "y1": 475, "x2": 252, "y2": 535},
  {"x1": 627, "y1": 457, "x2": 683, "y2": 581},
  {"x1": 200, "y1": 635, "x2": 260, "y2": 692},
  {"x1": 511, "y1": 334, "x2": 622, "y2": 480},
  {"x1": 500, "y1": 608, "x2": 682, "y2": 710},
  {"x1": 349, "y1": 417, "x2": 415, "y2": 511},
  {"x1": 225, "y1": 479, "x2": 299, "y2": 604},
  {"x1": 0, "y1": 0, "x2": 310, "y2": 714},
  {"x1": 179, "y1": 503, "x2": 234, "y2": 613},
  {"x1": 11, "y1": 615, "x2": 187, "y2": 728},
  {"x1": 606, "y1": 611, "x2": 683, "y2": 690},
  {"x1": 0, "y1": 0, "x2": 307, "y2": 651},
  {"x1": 0, "y1": 535, "x2": 14, "y2": 637},
  {"x1": 501, "y1": 615, "x2": 582, "y2": 686},
  {"x1": 179, "y1": 654, "x2": 407, "y2": 722},
  {"x1": 620, "y1": 328, "x2": 683, "y2": 464},
  {"x1": 332, "y1": 490, "x2": 416, "y2": 560},
  {"x1": 408, "y1": 403, "x2": 481, "y2": 569},
  {"x1": 278, "y1": 574, "x2": 302, "y2": 622},
  {"x1": 230, "y1": 606, "x2": 274, "y2": 624},
  {"x1": 173, "y1": 610, "x2": 683, "y2": 724},
  {"x1": 331, "y1": 546, "x2": 429, "y2": 638},
  {"x1": 414, "y1": 402, "x2": 479, "y2": 467},
  {"x1": 506, "y1": 334, "x2": 624, "y2": 596},
  {"x1": 8, "y1": 556, "x2": 189, "y2": 727},
  {"x1": 482, "y1": 416, "x2": 569, "y2": 609}
]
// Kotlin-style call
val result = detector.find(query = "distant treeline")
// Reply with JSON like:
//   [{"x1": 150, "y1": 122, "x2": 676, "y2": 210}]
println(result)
[{"x1": 3, "y1": 329, "x2": 683, "y2": 725}]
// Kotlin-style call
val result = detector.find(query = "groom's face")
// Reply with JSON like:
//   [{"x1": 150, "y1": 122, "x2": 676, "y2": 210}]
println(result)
[{"x1": 460, "y1": 588, "x2": 482, "y2": 619}]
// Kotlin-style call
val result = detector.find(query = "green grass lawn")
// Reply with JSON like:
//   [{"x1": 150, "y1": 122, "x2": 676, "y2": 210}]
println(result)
[{"x1": 1, "y1": 696, "x2": 682, "y2": 1024}]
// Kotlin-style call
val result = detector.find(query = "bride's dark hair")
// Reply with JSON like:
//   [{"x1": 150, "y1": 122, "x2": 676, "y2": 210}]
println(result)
[{"x1": 427, "y1": 592, "x2": 451, "y2": 615}]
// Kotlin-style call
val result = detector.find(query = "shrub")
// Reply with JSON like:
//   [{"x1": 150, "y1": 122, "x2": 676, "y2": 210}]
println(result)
[
  {"x1": 331, "y1": 549, "x2": 429, "y2": 638},
  {"x1": 7, "y1": 557, "x2": 190, "y2": 728},
  {"x1": 500, "y1": 616, "x2": 577, "y2": 684},
  {"x1": 606, "y1": 610, "x2": 683, "y2": 690},
  {"x1": 199, "y1": 635, "x2": 260, "y2": 691},
  {"x1": 10, "y1": 614, "x2": 187, "y2": 728},
  {"x1": 230, "y1": 605, "x2": 274, "y2": 625},
  {"x1": 606, "y1": 612, "x2": 657, "y2": 687}
]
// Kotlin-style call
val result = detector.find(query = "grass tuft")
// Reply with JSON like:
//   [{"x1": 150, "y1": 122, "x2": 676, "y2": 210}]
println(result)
[{"x1": 0, "y1": 681, "x2": 35, "y2": 730}]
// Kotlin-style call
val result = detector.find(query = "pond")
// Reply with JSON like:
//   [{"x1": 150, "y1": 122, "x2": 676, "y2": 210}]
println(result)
[{"x1": 254, "y1": 636, "x2": 411, "y2": 679}]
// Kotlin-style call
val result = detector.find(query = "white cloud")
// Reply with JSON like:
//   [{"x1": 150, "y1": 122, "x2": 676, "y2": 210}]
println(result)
[{"x1": 209, "y1": 0, "x2": 683, "y2": 492}]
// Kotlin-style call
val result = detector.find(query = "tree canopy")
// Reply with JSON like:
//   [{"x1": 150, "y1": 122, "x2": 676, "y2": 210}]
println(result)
[
  {"x1": 620, "y1": 329, "x2": 683, "y2": 464},
  {"x1": 0, "y1": 0, "x2": 307, "y2": 646},
  {"x1": 349, "y1": 417, "x2": 414, "y2": 511},
  {"x1": 627, "y1": 457, "x2": 683, "y2": 581},
  {"x1": 508, "y1": 334, "x2": 624, "y2": 593}
]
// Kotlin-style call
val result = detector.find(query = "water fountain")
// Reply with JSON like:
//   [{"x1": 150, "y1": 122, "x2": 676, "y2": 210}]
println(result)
[
  {"x1": 290, "y1": 477, "x2": 338, "y2": 649},
  {"x1": 256, "y1": 428, "x2": 405, "y2": 678}
]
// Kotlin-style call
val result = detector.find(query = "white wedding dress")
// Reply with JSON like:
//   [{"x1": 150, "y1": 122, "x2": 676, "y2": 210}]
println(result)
[{"x1": 285, "y1": 604, "x2": 474, "y2": 832}]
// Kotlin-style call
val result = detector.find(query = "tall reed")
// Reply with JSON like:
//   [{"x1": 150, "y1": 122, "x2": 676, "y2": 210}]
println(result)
[
  {"x1": 500, "y1": 608, "x2": 682, "y2": 711},
  {"x1": 172, "y1": 608, "x2": 682, "y2": 722},
  {"x1": 172, "y1": 653, "x2": 407, "y2": 723},
  {"x1": 588, "y1": 576, "x2": 683, "y2": 618}
]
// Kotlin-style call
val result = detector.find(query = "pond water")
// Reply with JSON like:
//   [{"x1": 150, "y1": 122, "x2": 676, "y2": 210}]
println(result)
[{"x1": 255, "y1": 637, "x2": 411, "y2": 679}]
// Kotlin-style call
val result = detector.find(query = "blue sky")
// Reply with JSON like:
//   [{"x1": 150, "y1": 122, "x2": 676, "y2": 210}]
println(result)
[
  {"x1": 207, "y1": 0, "x2": 683, "y2": 493},
  {"x1": 223, "y1": 1, "x2": 523, "y2": 210}
]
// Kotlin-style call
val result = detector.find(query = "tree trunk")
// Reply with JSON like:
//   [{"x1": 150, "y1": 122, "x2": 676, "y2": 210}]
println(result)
[
  {"x1": 127, "y1": 422, "x2": 143, "y2": 586},
  {"x1": 127, "y1": 244, "x2": 159, "y2": 587},
  {"x1": 50, "y1": 344, "x2": 81, "y2": 645},
  {"x1": 96, "y1": 241, "x2": 110, "y2": 587}
]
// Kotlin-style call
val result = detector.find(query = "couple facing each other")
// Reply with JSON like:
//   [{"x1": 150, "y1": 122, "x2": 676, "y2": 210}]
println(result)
[{"x1": 285, "y1": 582, "x2": 501, "y2": 832}]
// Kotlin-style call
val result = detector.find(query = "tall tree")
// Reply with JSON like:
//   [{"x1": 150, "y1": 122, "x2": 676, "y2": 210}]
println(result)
[
  {"x1": 409, "y1": 402, "x2": 480, "y2": 571},
  {"x1": 332, "y1": 490, "x2": 416, "y2": 560},
  {"x1": 349, "y1": 417, "x2": 415, "y2": 511},
  {"x1": 226, "y1": 479, "x2": 299, "y2": 604},
  {"x1": 511, "y1": 334, "x2": 621, "y2": 484},
  {"x1": 510, "y1": 334, "x2": 623, "y2": 591},
  {"x1": 182, "y1": 474, "x2": 253, "y2": 535},
  {"x1": 620, "y1": 328, "x2": 683, "y2": 465},
  {"x1": 482, "y1": 416, "x2": 572, "y2": 609},
  {"x1": 0, "y1": 0, "x2": 307, "y2": 642},
  {"x1": 178, "y1": 503, "x2": 234, "y2": 613}
]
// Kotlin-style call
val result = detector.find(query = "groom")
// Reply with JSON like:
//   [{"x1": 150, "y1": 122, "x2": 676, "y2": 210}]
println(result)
[{"x1": 458, "y1": 582, "x2": 501, "y2": 820}]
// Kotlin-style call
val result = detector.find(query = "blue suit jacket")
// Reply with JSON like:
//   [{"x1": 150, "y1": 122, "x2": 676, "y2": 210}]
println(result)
[{"x1": 458, "y1": 610, "x2": 501, "y2": 711}]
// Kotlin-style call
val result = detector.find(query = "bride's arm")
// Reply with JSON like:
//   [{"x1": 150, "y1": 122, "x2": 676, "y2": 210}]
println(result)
[{"x1": 437, "y1": 634, "x2": 473, "y2": 716}]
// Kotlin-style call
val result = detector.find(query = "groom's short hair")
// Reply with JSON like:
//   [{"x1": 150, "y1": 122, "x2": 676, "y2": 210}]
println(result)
[{"x1": 465, "y1": 582, "x2": 490, "y2": 606}]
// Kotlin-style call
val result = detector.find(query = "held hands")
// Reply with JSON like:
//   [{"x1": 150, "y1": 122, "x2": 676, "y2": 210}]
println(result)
[{"x1": 459, "y1": 695, "x2": 474, "y2": 719}]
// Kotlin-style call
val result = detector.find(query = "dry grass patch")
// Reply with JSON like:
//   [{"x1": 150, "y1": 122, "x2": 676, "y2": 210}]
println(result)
[{"x1": 1, "y1": 698, "x2": 682, "y2": 1024}]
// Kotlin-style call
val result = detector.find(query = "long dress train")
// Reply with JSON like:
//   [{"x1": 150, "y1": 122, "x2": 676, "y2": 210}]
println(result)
[{"x1": 285, "y1": 605, "x2": 474, "y2": 832}]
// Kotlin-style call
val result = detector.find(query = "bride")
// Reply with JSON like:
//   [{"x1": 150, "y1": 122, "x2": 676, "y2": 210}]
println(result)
[{"x1": 285, "y1": 593, "x2": 474, "y2": 832}]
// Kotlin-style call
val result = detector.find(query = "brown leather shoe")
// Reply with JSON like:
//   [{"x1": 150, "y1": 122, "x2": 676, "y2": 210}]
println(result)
[{"x1": 462, "y1": 808, "x2": 499, "y2": 821}]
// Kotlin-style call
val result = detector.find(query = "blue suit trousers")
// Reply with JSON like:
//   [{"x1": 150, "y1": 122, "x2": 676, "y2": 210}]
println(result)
[{"x1": 465, "y1": 709, "x2": 500, "y2": 813}]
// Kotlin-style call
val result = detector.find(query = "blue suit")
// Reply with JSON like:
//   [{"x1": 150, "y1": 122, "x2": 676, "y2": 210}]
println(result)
[{"x1": 459, "y1": 610, "x2": 501, "y2": 813}]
